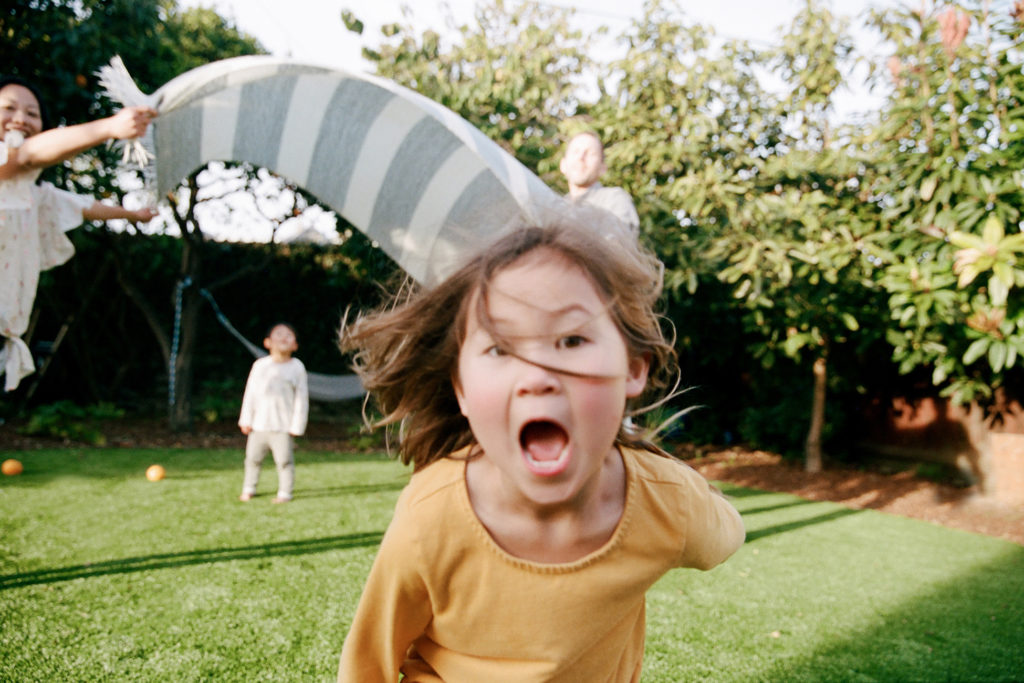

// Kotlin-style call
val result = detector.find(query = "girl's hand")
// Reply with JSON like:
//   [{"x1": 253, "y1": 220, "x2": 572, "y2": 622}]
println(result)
[
  {"x1": 127, "y1": 207, "x2": 159, "y2": 224},
  {"x1": 107, "y1": 106, "x2": 157, "y2": 140}
]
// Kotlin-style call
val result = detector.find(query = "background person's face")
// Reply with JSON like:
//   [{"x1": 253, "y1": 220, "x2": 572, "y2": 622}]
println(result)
[
  {"x1": 0, "y1": 84, "x2": 43, "y2": 140},
  {"x1": 265, "y1": 325, "x2": 298, "y2": 354},
  {"x1": 560, "y1": 134, "x2": 605, "y2": 189}
]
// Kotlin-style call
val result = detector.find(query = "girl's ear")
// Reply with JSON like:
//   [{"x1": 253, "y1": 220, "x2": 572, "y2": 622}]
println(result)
[
  {"x1": 263, "y1": 338, "x2": 272, "y2": 351},
  {"x1": 625, "y1": 353, "x2": 650, "y2": 399},
  {"x1": 453, "y1": 376, "x2": 469, "y2": 417}
]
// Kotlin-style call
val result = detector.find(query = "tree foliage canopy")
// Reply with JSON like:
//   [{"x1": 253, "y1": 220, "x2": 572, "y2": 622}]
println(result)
[{"x1": 348, "y1": 0, "x2": 1024, "y2": 476}]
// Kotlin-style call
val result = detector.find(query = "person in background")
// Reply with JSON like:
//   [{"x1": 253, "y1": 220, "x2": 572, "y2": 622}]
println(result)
[
  {"x1": 559, "y1": 130, "x2": 640, "y2": 234},
  {"x1": 238, "y1": 322, "x2": 309, "y2": 504},
  {"x1": 0, "y1": 76, "x2": 158, "y2": 391}
]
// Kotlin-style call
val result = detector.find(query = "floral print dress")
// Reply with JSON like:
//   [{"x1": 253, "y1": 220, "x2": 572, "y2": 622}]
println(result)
[{"x1": 0, "y1": 145, "x2": 92, "y2": 391}]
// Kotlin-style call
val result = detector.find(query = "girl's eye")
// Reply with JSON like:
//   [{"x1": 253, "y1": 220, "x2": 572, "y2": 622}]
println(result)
[
  {"x1": 557, "y1": 335, "x2": 587, "y2": 349},
  {"x1": 485, "y1": 345, "x2": 507, "y2": 357}
]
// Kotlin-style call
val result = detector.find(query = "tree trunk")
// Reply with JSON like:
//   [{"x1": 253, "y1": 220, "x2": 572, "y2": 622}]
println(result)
[
  {"x1": 960, "y1": 400, "x2": 994, "y2": 496},
  {"x1": 167, "y1": 288, "x2": 202, "y2": 432},
  {"x1": 167, "y1": 228, "x2": 203, "y2": 432},
  {"x1": 805, "y1": 354, "x2": 827, "y2": 473}
]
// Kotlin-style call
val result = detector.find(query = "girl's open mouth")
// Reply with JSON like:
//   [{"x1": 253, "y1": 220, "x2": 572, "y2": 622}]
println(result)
[{"x1": 519, "y1": 420, "x2": 570, "y2": 476}]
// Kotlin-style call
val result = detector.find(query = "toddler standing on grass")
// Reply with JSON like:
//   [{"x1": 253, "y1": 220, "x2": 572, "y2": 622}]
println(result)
[
  {"x1": 238, "y1": 323, "x2": 308, "y2": 504},
  {"x1": 337, "y1": 219, "x2": 745, "y2": 681}
]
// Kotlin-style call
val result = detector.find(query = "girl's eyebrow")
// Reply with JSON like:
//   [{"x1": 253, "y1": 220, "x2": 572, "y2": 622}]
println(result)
[{"x1": 489, "y1": 303, "x2": 591, "y2": 324}]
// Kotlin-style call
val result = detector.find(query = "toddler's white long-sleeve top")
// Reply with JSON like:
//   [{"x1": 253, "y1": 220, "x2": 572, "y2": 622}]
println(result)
[{"x1": 238, "y1": 356, "x2": 308, "y2": 435}]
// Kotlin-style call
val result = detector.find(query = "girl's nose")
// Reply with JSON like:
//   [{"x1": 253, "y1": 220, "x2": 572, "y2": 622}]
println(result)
[{"x1": 515, "y1": 358, "x2": 561, "y2": 396}]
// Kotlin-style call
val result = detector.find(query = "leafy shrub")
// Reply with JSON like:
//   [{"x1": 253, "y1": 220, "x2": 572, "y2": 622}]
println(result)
[
  {"x1": 21, "y1": 401, "x2": 124, "y2": 446},
  {"x1": 196, "y1": 378, "x2": 245, "y2": 423}
]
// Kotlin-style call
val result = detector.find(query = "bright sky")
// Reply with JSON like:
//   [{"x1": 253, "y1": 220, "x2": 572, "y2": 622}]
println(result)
[{"x1": 182, "y1": 0, "x2": 904, "y2": 120}]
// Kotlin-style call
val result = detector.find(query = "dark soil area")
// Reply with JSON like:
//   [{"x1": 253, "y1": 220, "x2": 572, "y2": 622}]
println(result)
[
  {"x1": 3, "y1": 418, "x2": 1022, "y2": 546},
  {"x1": 675, "y1": 444, "x2": 1024, "y2": 547}
]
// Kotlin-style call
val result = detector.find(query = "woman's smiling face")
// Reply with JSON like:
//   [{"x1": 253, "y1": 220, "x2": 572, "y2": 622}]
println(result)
[
  {"x1": 455, "y1": 247, "x2": 648, "y2": 509},
  {"x1": 0, "y1": 84, "x2": 43, "y2": 140}
]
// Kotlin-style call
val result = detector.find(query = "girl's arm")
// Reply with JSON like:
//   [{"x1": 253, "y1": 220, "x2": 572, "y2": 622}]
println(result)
[
  {"x1": 0, "y1": 106, "x2": 157, "y2": 180},
  {"x1": 677, "y1": 467, "x2": 746, "y2": 570},
  {"x1": 82, "y1": 202, "x2": 158, "y2": 225},
  {"x1": 338, "y1": 501, "x2": 432, "y2": 681}
]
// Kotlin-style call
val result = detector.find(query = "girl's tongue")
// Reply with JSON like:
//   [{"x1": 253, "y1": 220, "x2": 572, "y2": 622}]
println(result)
[{"x1": 520, "y1": 421, "x2": 570, "y2": 476}]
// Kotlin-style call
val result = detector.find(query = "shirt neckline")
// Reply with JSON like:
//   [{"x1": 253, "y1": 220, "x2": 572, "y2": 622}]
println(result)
[{"x1": 457, "y1": 446, "x2": 636, "y2": 573}]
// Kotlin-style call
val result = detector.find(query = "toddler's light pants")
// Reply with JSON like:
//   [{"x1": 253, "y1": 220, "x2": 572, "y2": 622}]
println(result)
[{"x1": 242, "y1": 431, "x2": 294, "y2": 500}]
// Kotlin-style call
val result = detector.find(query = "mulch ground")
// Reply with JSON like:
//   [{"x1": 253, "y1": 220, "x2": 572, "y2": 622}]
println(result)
[
  {"x1": 676, "y1": 445, "x2": 1024, "y2": 547},
  {"x1": 2, "y1": 418, "x2": 1022, "y2": 546}
]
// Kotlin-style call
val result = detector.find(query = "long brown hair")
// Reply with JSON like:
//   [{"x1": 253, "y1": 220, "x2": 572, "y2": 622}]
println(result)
[{"x1": 340, "y1": 214, "x2": 677, "y2": 471}]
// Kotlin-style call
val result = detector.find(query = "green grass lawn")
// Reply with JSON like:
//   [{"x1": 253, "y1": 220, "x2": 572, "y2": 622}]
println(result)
[{"x1": 1, "y1": 447, "x2": 1022, "y2": 682}]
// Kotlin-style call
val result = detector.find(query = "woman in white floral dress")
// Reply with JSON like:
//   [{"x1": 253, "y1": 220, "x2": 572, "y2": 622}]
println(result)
[{"x1": 0, "y1": 76, "x2": 157, "y2": 391}]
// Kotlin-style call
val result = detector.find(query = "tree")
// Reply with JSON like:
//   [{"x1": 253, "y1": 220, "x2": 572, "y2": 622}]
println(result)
[
  {"x1": 587, "y1": 0, "x2": 886, "y2": 469},
  {"x1": 702, "y1": 0, "x2": 886, "y2": 472},
  {"x1": 863, "y1": 0, "x2": 1024, "y2": 492}
]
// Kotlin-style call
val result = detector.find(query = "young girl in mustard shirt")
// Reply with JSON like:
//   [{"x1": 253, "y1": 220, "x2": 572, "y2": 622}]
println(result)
[{"x1": 338, "y1": 217, "x2": 745, "y2": 682}]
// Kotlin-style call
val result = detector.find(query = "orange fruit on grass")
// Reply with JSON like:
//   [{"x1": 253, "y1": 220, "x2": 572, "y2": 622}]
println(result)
[
  {"x1": 2, "y1": 459, "x2": 23, "y2": 476},
  {"x1": 146, "y1": 464, "x2": 165, "y2": 481}
]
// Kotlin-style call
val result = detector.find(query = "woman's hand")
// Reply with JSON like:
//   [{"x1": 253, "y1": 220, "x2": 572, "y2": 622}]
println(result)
[
  {"x1": 106, "y1": 106, "x2": 157, "y2": 140},
  {"x1": 126, "y1": 207, "x2": 159, "y2": 224}
]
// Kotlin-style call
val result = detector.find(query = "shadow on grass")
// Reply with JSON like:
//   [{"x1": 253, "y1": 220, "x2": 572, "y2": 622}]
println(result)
[
  {"x1": 759, "y1": 547, "x2": 1024, "y2": 681},
  {"x1": 722, "y1": 484, "x2": 866, "y2": 542},
  {"x1": 716, "y1": 485, "x2": 780, "y2": 498},
  {"x1": 720, "y1": 484, "x2": 1024, "y2": 679},
  {"x1": 297, "y1": 481, "x2": 406, "y2": 498},
  {"x1": 743, "y1": 508, "x2": 863, "y2": 542},
  {"x1": 0, "y1": 531, "x2": 384, "y2": 591},
  {"x1": 736, "y1": 499, "x2": 820, "y2": 516}
]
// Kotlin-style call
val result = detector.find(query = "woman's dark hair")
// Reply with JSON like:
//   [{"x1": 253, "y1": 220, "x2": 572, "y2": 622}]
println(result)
[{"x1": 0, "y1": 76, "x2": 51, "y2": 130}]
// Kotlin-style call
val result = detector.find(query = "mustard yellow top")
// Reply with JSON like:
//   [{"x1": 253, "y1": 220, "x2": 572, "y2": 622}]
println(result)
[{"x1": 337, "y1": 446, "x2": 745, "y2": 682}]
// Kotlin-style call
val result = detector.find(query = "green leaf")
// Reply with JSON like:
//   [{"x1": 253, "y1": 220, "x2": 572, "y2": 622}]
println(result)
[
  {"x1": 948, "y1": 231, "x2": 983, "y2": 249},
  {"x1": 341, "y1": 9, "x2": 364, "y2": 34},
  {"x1": 989, "y1": 274, "x2": 1009, "y2": 307},
  {"x1": 989, "y1": 341, "x2": 1007, "y2": 373},
  {"x1": 993, "y1": 261, "x2": 1015, "y2": 287},
  {"x1": 963, "y1": 337, "x2": 990, "y2": 365},
  {"x1": 1001, "y1": 233, "x2": 1024, "y2": 251},
  {"x1": 982, "y1": 214, "x2": 1004, "y2": 245},
  {"x1": 957, "y1": 265, "x2": 980, "y2": 289},
  {"x1": 920, "y1": 175, "x2": 938, "y2": 201},
  {"x1": 783, "y1": 333, "x2": 805, "y2": 357}
]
